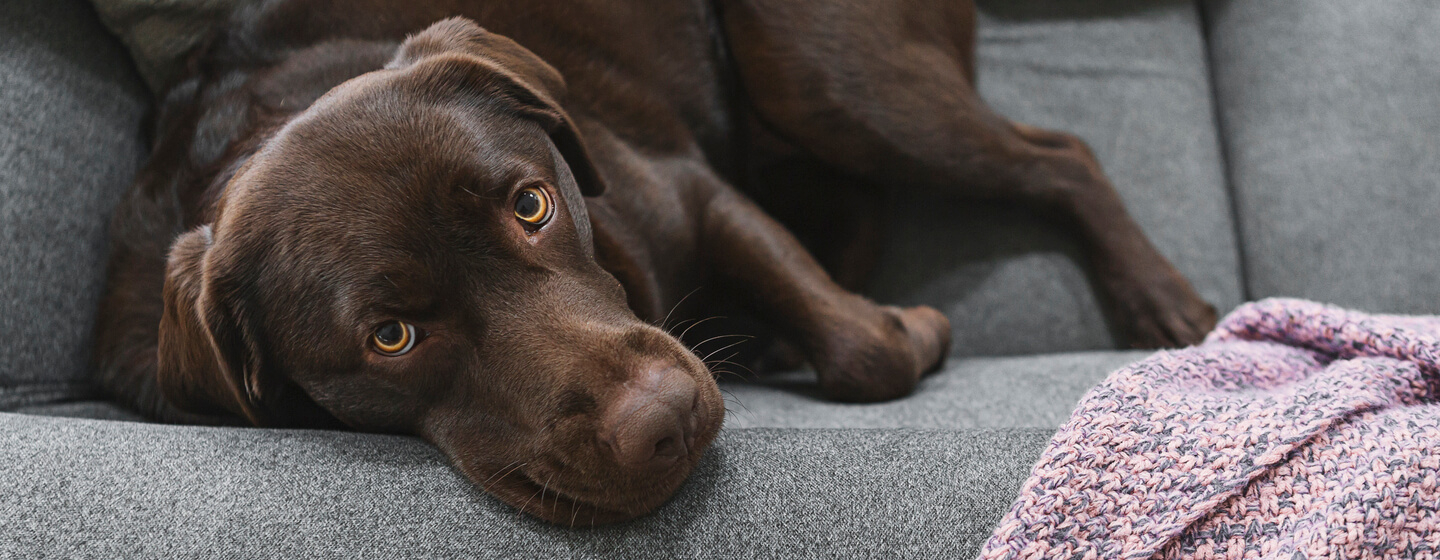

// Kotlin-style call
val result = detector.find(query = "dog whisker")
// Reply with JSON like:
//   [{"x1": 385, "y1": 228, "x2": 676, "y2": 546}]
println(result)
[
  {"x1": 706, "y1": 350, "x2": 759, "y2": 377},
  {"x1": 718, "y1": 387, "x2": 752, "y2": 415},
  {"x1": 480, "y1": 461, "x2": 526, "y2": 494},
  {"x1": 461, "y1": 186, "x2": 503, "y2": 201},
  {"x1": 676, "y1": 315, "x2": 725, "y2": 341},
  {"x1": 705, "y1": 362, "x2": 752, "y2": 379},
  {"x1": 707, "y1": 367, "x2": 746, "y2": 381},
  {"x1": 542, "y1": 474, "x2": 554, "y2": 516},
  {"x1": 519, "y1": 473, "x2": 549, "y2": 517},
  {"x1": 690, "y1": 333, "x2": 754, "y2": 350},
  {"x1": 657, "y1": 287, "x2": 702, "y2": 333},
  {"x1": 709, "y1": 362, "x2": 757, "y2": 379},
  {"x1": 700, "y1": 339, "x2": 750, "y2": 364}
]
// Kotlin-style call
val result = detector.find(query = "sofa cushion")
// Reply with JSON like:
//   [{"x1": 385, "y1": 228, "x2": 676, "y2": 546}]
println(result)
[
  {"x1": 1204, "y1": 0, "x2": 1440, "y2": 313},
  {"x1": 869, "y1": 0, "x2": 1244, "y2": 357},
  {"x1": 722, "y1": 350, "x2": 1145, "y2": 429},
  {"x1": 0, "y1": 0, "x2": 150, "y2": 408},
  {"x1": 0, "y1": 412, "x2": 1049, "y2": 558}
]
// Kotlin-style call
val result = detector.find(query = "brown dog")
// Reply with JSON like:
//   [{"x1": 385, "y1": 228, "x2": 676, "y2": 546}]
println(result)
[{"x1": 94, "y1": 0, "x2": 1217, "y2": 525}]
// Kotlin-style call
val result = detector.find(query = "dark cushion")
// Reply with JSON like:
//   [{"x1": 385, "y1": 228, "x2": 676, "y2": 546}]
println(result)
[
  {"x1": 14, "y1": 400, "x2": 146, "y2": 422},
  {"x1": 1205, "y1": 0, "x2": 1440, "y2": 313},
  {"x1": 0, "y1": 412, "x2": 1050, "y2": 558},
  {"x1": 0, "y1": 0, "x2": 149, "y2": 408},
  {"x1": 869, "y1": 0, "x2": 1245, "y2": 356}
]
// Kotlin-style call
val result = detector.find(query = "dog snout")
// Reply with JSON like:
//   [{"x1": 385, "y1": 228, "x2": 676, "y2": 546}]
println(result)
[{"x1": 597, "y1": 365, "x2": 699, "y2": 473}]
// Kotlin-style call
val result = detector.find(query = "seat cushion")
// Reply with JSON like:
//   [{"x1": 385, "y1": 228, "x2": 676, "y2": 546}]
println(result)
[
  {"x1": 868, "y1": 0, "x2": 1244, "y2": 357},
  {"x1": 0, "y1": 412, "x2": 1049, "y2": 558},
  {"x1": 0, "y1": 0, "x2": 150, "y2": 408},
  {"x1": 1205, "y1": 0, "x2": 1440, "y2": 313},
  {"x1": 722, "y1": 350, "x2": 1146, "y2": 429}
]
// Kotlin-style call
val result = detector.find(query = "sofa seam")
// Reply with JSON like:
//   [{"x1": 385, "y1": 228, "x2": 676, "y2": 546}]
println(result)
[{"x1": 1194, "y1": 0, "x2": 1253, "y2": 304}]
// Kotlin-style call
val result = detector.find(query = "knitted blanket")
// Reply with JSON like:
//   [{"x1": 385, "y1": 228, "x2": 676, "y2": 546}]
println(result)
[{"x1": 981, "y1": 298, "x2": 1440, "y2": 559}]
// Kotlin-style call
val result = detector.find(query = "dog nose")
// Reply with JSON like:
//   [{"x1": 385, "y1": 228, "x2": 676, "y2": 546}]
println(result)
[{"x1": 598, "y1": 366, "x2": 699, "y2": 473}]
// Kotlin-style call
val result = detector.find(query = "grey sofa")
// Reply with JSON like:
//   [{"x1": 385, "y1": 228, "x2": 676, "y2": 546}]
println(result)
[{"x1": 3, "y1": 0, "x2": 1437, "y2": 557}]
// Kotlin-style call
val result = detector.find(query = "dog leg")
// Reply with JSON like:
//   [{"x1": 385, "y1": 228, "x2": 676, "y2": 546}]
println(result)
[
  {"x1": 700, "y1": 183, "x2": 950, "y2": 402},
  {"x1": 720, "y1": 0, "x2": 1217, "y2": 347}
]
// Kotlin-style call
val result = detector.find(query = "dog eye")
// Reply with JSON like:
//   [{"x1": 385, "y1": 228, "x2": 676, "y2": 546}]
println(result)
[
  {"x1": 372, "y1": 321, "x2": 417, "y2": 356},
  {"x1": 514, "y1": 186, "x2": 552, "y2": 226}
]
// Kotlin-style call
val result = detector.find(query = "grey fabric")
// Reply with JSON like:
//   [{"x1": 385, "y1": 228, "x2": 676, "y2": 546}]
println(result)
[
  {"x1": 0, "y1": 0, "x2": 149, "y2": 408},
  {"x1": 0, "y1": 412, "x2": 1049, "y2": 559},
  {"x1": 1204, "y1": 0, "x2": 1440, "y2": 314},
  {"x1": 869, "y1": 0, "x2": 1244, "y2": 356},
  {"x1": 723, "y1": 350, "x2": 1145, "y2": 429}
]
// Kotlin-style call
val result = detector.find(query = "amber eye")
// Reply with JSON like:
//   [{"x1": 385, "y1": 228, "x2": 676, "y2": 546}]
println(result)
[
  {"x1": 514, "y1": 186, "x2": 552, "y2": 226},
  {"x1": 372, "y1": 321, "x2": 416, "y2": 356}
]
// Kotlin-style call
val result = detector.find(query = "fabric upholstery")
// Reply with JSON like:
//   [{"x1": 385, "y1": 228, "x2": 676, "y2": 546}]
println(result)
[
  {"x1": 869, "y1": 0, "x2": 1244, "y2": 357},
  {"x1": 1204, "y1": 0, "x2": 1440, "y2": 314},
  {"x1": 0, "y1": 412, "x2": 1051, "y2": 558},
  {"x1": 722, "y1": 350, "x2": 1147, "y2": 429},
  {"x1": 0, "y1": 0, "x2": 150, "y2": 408}
]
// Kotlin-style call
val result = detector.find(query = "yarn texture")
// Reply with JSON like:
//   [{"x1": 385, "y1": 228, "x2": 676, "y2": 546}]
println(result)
[{"x1": 981, "y1": 298, "x2": 1440, "y2": 559}]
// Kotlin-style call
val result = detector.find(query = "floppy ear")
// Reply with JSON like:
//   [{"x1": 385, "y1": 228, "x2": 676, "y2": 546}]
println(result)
[
  {"x1": 156, "y1": 225, "x2": 268, "y2": 425},
  {"x1": 389, "y1": 17, "x2": 607, "y2": 196}
]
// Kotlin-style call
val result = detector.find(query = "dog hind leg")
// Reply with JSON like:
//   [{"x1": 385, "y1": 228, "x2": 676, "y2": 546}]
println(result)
[{"x1": 718, "y1": 0, "x2": 1218, "y2": 347}]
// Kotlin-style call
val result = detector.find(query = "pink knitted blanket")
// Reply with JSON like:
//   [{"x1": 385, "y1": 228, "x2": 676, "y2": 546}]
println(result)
[{"x1": 980, "y1": 298, "x2": 1440, "y2": 559}]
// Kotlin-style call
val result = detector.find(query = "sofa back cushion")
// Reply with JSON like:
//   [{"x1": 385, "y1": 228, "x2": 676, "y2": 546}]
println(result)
[
  {"x1": 1206, "y1": 0, "x2": 1440, "y2": 314},
  {"x1": 0, "y1": 0, "x2": 149, "y2": 408}
]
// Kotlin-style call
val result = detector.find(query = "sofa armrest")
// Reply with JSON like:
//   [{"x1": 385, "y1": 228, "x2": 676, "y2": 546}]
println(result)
[{"x1": 1, "y1": 412, "x2": 1046, "y2": 558}]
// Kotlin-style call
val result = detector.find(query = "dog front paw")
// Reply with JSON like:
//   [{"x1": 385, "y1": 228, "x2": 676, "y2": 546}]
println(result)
[
  {"x1": 1110, "y1": 270, "x2": 1218, "y2": 348},
  {"x1": 811, "y1": 304, "x2": 951, "y2": 402}
]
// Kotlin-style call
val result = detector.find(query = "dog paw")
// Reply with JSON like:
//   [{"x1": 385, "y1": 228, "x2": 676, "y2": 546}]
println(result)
[
  {"x1": 888, "y1": 305, "x2": 952, "y2": 375},
  {"x1": 1111, "y1": 271, "x2": 1218, "y2": 349},
  {"x1": 812, "y1": 304, "x2": 952, "y2": 402}
]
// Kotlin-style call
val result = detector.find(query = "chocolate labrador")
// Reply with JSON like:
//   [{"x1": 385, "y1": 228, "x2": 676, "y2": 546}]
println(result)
[{"x1": 94, "y1": 0, "x2": 1218, "y2": 525}]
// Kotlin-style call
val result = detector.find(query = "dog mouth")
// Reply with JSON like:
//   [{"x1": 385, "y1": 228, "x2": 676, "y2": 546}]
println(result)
[
  {"x1": 499, "y1": 461, "x2": 691, "y2": 526},
  {"x1": 483, "y1": 397, "x2": 722, "y2": 526},
  {"x1": 436, "y1": 341, "x2": 728, "y2": 525}
]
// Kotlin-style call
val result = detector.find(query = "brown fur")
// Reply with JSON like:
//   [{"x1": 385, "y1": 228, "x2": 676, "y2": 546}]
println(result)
[{"x1": 94, "y1": 0, "x2": 1216, "y2": 525}]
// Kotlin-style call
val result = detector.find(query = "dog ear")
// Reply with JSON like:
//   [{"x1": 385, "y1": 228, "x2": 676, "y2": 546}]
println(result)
[
  {"x1": 389, "y1": 17, "x2": 607, "y2": 197},
  {"x1": 156, "y1": 225, "x2": 269, "y2": 425}
]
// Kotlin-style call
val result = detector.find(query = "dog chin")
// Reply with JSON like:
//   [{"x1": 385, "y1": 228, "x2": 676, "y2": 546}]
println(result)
[
  {"x1": 493, "y1": 405, "x2": 722, "y2": 525},
  {"x1": 486, "y1": 453, "x2": 700, "y2": 526}
]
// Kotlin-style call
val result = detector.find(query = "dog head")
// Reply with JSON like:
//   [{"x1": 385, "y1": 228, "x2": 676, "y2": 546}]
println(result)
[{"x1": 155, "y1": 18, "x2": 724, "y2": 525}]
